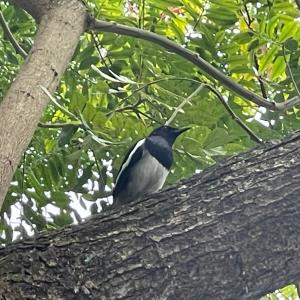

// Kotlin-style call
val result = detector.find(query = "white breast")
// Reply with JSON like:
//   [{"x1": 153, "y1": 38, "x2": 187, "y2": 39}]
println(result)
[{"x1": 127, "y1": 149, "x2": 169, "y2": 199}]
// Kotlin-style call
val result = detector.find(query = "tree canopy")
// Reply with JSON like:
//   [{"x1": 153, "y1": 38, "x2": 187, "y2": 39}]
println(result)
[{"x1": 0, "y1": 0, "x2": 300, "y2": 298}]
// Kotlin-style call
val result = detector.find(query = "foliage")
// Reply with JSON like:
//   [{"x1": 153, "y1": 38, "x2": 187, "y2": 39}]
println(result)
[{"x1": 0, "y1": 0, "x2": 300, "y2": 297}]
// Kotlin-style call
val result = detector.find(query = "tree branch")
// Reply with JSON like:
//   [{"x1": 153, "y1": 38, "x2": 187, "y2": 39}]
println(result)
[
  {"x1": 206, "y1": 84, "x2": 263, "y2": 144},
  {"x1": 0, "y1": 0, "x2": 87, "y2": 208},
  {"x1": 282, "y1": 45, "x2": 300, "y2": 96},
  {"x1": 165, "y1": 84, "x2": 204, "y2": 126},
  {"x1": 89, "y1": 18, "x2": 300, "y2": 112},
  {"x1": 1, "y1": 131, "x2": 300, "y2": 299},
  {"x1": 37, "y1": 122, "x2": 81, "y2": 128},
  {"x1": 253, "y1": 54, "x2": 268, "y2": 99},
  {"x1": 0, "y1": 10, "x2": 27, "y2": 58}
]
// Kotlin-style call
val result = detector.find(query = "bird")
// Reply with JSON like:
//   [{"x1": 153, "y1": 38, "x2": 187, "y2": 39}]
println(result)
[{"x1": 113, "y1": 125, "x2": 190, "y2": 205}]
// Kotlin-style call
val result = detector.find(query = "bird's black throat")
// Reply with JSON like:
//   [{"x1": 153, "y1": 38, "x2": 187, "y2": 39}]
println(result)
[{"x1": 145, "y1": 136, "x2": 173, "y2": 169}]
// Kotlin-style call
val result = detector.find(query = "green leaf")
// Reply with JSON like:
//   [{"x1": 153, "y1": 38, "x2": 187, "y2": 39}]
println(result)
[
  {"x1": 23, "y1": 205, "x2": 46, "y2": 229},
  {"x1": 209, "y1": 0, "x2": 241, "y2": 11},
  {"x1": 76, "y1": 165, "x2": 93, "y2": 188},
  {"x1": 52, "y1": 191, "x2": 69, "y2": 209},
  {"x1": 259, "y1": 45, "x2": 279, "y2": 73},
  {"x1": 279, "y1": 22, "x2": 299, "y2": 43},
  {"x1": 48, "y1": 158, "x2": 61, "y2": 186},
  {"x1": 44, "y1": 138, "x2": 57, "y2": 153},
  {"x1": 79, "y1": 56, "x2": 99, "y2": 70},
  {"x1": 266, "y1": 16, "x2": 279, "y2": 37},
  {"x1": 6, "y1": 51, "x2": 19, "y2": 64},
  {"x1": 58, "y1": 125, "x2": 78, "y2": 147},
  {"x1": 233, "y1": 32, "x2": 253, "y2": 44},
  {"x1": 40, "y1": 164, "x2": 53, "y2": 189},
  {"x1": 271, "y1": 56, "x2": 286, "y2": 80},
  {"x1": 203, "y1": 128, "x2": 231, "y2": 149},
  {"x1": 248, "y1": 39, "x2": 259, "y2": 51},
  {"x1": 52, "y1": 212, "x2": 73, "y2": 227},
  {"x1": 66, "y1": 150, "x2": 82, "y2": 162},
  {"x1": 285, "y1": 39, "x2": 298, "y2": 51},
  {"x1": 207, "y1": 6, "x2": 238, "y2": 26}
]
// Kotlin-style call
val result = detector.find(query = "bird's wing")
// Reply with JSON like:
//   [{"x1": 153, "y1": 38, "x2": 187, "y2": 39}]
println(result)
[{"x1": 113, "y1": 138, "x2": 145, "y2": 198}]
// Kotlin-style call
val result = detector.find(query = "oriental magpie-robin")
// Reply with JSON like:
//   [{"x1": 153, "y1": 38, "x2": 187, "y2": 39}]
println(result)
[{"x1": 113, "y1": 125, "x2": 190, "y2": 205}]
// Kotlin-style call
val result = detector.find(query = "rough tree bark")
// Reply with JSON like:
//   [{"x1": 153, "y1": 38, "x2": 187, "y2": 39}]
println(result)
[
  {"x1": 0, "y1": 0, "x2": 87, "y2": 208},
  {"x1": 1, "y1": 132, "x2": 300, "y2": 300}
]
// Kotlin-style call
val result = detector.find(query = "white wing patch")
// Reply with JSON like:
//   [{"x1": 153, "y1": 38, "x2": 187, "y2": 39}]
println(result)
[{"x1": 115, "y1": 138, "x2": 145, "y2": 186}]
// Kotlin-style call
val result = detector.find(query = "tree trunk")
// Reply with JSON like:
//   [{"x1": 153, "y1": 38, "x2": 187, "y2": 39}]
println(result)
[
  {"x1": 1, "y1": 132, "x2": 300, "y2": 300},
  {"x1": 0, "y1": 0, "x2": 87, "y2": 208}
]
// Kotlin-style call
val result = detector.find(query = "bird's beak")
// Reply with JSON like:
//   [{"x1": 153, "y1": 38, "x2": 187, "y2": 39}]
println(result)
[{"x1": 175, "y1": 127, "x2": 191, "y2": 136}]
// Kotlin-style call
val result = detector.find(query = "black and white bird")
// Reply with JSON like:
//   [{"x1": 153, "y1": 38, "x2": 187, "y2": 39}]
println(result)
[{"x1": 113, "y1": 125, "x2": 190, "y2": 205}]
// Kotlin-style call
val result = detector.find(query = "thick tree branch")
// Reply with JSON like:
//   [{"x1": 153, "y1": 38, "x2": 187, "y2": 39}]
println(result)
[
  {"x1": 1, "y1": 132, "x2": 300, "y2": 299},
  {"x1": 89, "y1": 19, "x2": 300, "y2": 112},
  {"x1": 0, "y1": 1, "x2": 87, "y2": 208}
]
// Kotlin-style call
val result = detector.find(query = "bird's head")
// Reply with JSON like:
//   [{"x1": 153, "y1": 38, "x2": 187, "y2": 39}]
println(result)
[{"x1": 149, "y1": 125, "x2": 190, "y2": 145}]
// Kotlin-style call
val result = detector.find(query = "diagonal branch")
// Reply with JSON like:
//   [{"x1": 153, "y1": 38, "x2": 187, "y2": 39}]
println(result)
[
  {"x1": 282, "y1": 45, "x2": 300, "y2": 96},
  {"x1": 0, "y1": 10, "x2": 27, "y2": 58},
  {"x1": 165, "y1": 84, "x2": 205, "y2": 126},
  {"x1": 89, "y1": 18, "x2": 300, "y2": 112},
  {"x1": 0, "y1": 0, "x2": 87, "y2": 209},
  {"x1": 206, "y1": 84, "x2": 263, "y2": 144},
  {"x1": 1, "y1": 131, "x2": 300, "y2": 299},
  {"x1": 253, "y1": 54, "x2": 268, "y2": 99}
]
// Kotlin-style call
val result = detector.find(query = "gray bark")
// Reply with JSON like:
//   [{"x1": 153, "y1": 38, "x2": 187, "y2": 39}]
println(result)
[
  {"x1": 0, "y1": 0, "x2": 87, "y2": 208},
  {"x1": 1, "y1": 132, "x2": 300, "y2": 299}
]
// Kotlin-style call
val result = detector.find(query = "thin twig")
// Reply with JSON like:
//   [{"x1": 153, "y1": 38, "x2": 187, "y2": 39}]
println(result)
[
  {"x1": 40, "y1": 85, "x2": 112, "y2": 146},
  {"x1": 136, "y1": 0, "x2": 145, "y2": 105},
  {"x1": 192, "y1": 3, "x2": 205, "y2": 31},
  {"x1": 40, "y1": 85, "x2": 78, "y2": 119},
  {"x1": 20, "y1": 203, "x2": 39, "y2": 235},
  {"x1": 206, "y1": 85, "x2": 263, "y2": 144},
  {"x1": 132, "y1": 107, "x2": 162, "y2": 124},
  {"x1": 19, "y1": 152, "x2": 39, "y2": 234},
  {"x1": 282, "y1": 45, "x2": 300, "y2": 96},
  {"x1": 90, "y1": 148, "x2": 109, "y2": 202},
  {"x1": 70, "y1": 66, "x2": 98, "y2": 85},
  {"x1": 165, "y1": 84, "x2": 204, "y2": 126},
  {"x1": 106, "y1": 77, "x2": 188, "y2": 118},
  {"x1": 91, "y1": 33, "x2": 112, "y2": 69},
  {"x1": 0, "y1": 10, "x2": 27, "y2": 58},
  {"x1": 143, "y1": 96, "x2": 168, "y2": 117},
  {"x1": 253, "y1": 54, "x2": 268, "y2": 99},
  {"x1": 38, "y1": 122, "x2": 82, "y2": 128},
  {"x1": 184, "y1": 4, "x2": 205, "y2": 48},
  {"x1": 241, "y1": 6, "x2": 268, "y2": 99},
  {"x1": 89, "y1": 18, "x2": 300, "y2": 111},
  {"x1": 242, "y1": 4, "x2": 253, "y2": 27},
  {"x1": 112, "y1": 78, "x2": 171, "y2": 109}
]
